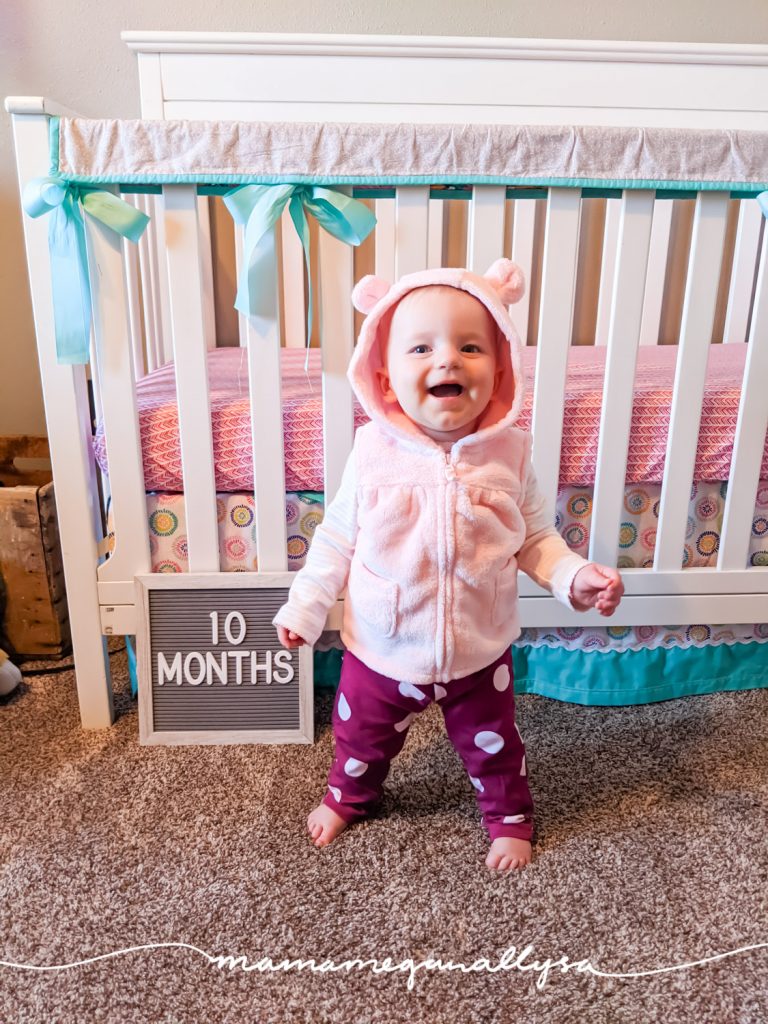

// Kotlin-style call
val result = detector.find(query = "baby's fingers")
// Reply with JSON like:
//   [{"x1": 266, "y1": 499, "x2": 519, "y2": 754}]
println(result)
[
  {"x1": 276, "y1": 625, "x2": 307, "y2": 648},
  {"x1": 596, "y1": 588, "x2": 622, "y2": 615}
]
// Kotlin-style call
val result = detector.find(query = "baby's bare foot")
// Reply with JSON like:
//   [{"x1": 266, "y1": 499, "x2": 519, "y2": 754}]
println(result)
[
  {"x1": 307, "y1": 803, "x2": 349, "y2": 847},
  {"x1": 486, "y1": 836, "x2": 532, "y2": 872}
]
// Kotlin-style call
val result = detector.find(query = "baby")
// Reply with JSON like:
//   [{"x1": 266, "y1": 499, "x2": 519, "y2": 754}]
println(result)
[{"x1": 274, "y1": 259, "x2": 623, "y2": 872}]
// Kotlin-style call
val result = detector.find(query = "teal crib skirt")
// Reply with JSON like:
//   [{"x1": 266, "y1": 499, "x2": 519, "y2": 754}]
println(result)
[{"x1": 313, "y1": 642, "x2": 768, "y2": 706}]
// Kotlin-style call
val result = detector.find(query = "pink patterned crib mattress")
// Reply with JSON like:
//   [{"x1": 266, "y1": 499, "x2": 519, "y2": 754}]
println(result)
[{"x1": 92, "y1": 344, "x2": 766, "y2": 492}]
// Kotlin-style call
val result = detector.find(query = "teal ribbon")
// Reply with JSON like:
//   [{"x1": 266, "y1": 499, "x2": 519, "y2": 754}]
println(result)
[
  {"x1": 759, "y1": 191, "x2": 768, "y2": 218},
  {"x1": 224, "y1": 184, "x2": 376, "y2": 355},
  {"x1": 22, "y1": 176, "x2": 150, "y2": 364}
]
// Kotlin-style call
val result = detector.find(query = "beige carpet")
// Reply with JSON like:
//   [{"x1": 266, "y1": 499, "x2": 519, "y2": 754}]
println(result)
[{"x1": 1, "y1": 642, "x2": 767, "y2": 1023}]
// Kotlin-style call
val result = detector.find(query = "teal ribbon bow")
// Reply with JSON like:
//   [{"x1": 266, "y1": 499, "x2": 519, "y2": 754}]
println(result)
[
  {"x1": 22, "y1": 176, "x2": 150, "y2": 364},
  {"x1": 759, "y1": 192, "x2": 768, "y2": 218},
  {"x1": 224, "y1": 184, "x2": 376, "y2": 356}
]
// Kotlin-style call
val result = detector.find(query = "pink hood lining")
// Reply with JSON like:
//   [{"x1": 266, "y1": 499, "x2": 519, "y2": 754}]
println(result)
[{"x1": 346, "y1": 264, "x2": 527, "y2": 451}]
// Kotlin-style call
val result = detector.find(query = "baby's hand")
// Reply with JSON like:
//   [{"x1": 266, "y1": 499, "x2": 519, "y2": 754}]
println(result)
[
  {"x1": 276, "y1": 625, "x2": 307, "y2": 649},
  {"x1": 570, "y1": 564, "x2": 624, "y2": 616}
]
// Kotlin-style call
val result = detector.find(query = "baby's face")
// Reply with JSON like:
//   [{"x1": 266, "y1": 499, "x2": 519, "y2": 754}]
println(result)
[{"x1": 376, "y1": 286, "x2": 502, "y2": 443}]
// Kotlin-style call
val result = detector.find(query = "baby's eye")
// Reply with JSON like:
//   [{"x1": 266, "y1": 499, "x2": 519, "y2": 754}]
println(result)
[
  {"x1": 462, "y1": 344, "x2": 482, "y2": 353},
  {"x1": 410, "y1": 344, "x2": 431, "y2": 354}
]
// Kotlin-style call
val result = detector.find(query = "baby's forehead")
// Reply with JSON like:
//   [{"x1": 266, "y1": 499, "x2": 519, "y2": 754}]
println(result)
[
  {"x1": 384, "y1": 285, "x2": 497, "y2": 344},
  {"x1": 392, "y1": 284, "x2": 484, "y2": 317}
]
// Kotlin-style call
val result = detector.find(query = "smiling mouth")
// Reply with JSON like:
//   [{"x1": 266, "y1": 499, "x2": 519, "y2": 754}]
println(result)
[{"x1": 429, "y1": 383, "x2": 464, "y2": 397}]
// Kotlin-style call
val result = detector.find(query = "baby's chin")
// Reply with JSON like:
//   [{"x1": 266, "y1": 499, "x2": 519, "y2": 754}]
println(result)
[{"x1": 414, "y1": 416, "x2": 483, "y2": 443}]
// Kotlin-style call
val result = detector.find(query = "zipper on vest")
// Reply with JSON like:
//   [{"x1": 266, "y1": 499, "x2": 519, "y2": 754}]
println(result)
[{"x1": 441, "y1": 451, "x2": 457, "y2": 677}]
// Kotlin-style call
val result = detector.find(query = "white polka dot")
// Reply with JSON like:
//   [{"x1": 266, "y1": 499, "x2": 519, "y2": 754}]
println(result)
[
  {"x1": 520, "y1": 755, "x2": 527, "y2": 777},
  {"x1": 493, "y1": 664, "x2": 510, "y2": 691},
  {"x1": 399, "y1": 681, "x2": 427, "y2": 702},
  {"x1": 394, "y1": 712, "x2": 416, "y2": 733},
  {"x1": 503, "y1": 814, "x2": 526, "y2": 824},
  {"x1": 328, "y1": 786, "x2": 342, "y2": 802},
  {"x1": 344, "y1": 757, "x2": 368, "y2": 777},
  {"x1": 434, "y1": 684, "x2": 447, "y2": 701},
  {"x1": 475, "y1": 730, "x2": 505, "y2": 755},
  {"x1": 338, "y1": 693, "x2": 351, "y2": 721},
  {"x1": 470, "y1": 775, "x2": 485, "y2": 793}
]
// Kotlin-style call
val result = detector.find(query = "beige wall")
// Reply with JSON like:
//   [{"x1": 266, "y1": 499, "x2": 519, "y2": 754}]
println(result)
[{"x1": 2, "y1": 0, "x2": 767, "y2": 436}]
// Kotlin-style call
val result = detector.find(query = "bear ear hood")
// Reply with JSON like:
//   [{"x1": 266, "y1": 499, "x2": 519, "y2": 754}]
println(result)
[{"x1": 347, "y1": 259, "x2": 527, "y2": 445}]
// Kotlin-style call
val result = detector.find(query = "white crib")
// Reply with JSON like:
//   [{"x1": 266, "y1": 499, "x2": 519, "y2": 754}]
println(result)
[{"x1": 7, "y1": 34, "x2": 768, "y2": 730}]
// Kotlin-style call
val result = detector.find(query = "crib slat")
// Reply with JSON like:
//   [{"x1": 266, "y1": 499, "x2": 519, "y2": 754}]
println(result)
[
  {"x1": 719, "y1": 228, "x2": 768, "y2": 569},
  {"x1": 122, "y1": 194, "x2": 147, "y2": 379},
  {"x1": 509, "y1": 198, "x2": 536, "y2": 346},
  {"x1": 234, "y1": 222, "x2": 248, "y2": 347},
  {"x1": 243, "y1": 224, "x2": 289, "y2": 572},
  {"x1": 638, "y1": 198, "x2": 674, "y2": 346},
  {"x1": 162, "y1": 186, "x2": 220, "y2": 572},
  {"x1": 597, "y1": 197, "x2": 671, "y2": 349},
  {"x1": 395, "y1": 187, "x2": 430, "y2": 277},
  {"x1": 84, "y1": 191, "x2": 152, "y2": 585},
  {"x1": 427, "y1": 198, "x2": 445, "y2": 269},
  {"x1": 281, "y1": 206, "x2": 308, "y2": 348},
  {"x1": 654, "y1": 191, "x2": 730, "y2": 571},
  {"x1": 531, "y1": 188, "x2": 582, "y2": 513},
  {"x1": 152, "y1": 197, "x2": 174, "y2": 365},
  {"x1": 595, "y1": 198, "x2": 621, "y2": 347},
  {"x1": 319, "y1": 189, "x2": 356, "y2": 502},
  {"x1": 375, "y1": 197, "x2": 396, "y2": 282},
  {"x1": 589, "y1": 190, "x2": 655, "y2": 566},
  {"x1": 123, "y1": 235, "x2": 147, "y2": 380},
  {"x1": 467, "y1": 186, "x2": 507, "y2": 273},
  {"x1": 137, "y1": 193, "x2": 162, "y2": 372},
  {"x1": 197, "y1": 196, "x2": 217, "y2": 350},
  {"x1": 723, "y1": 199, "x2": 764, "y2": 344},
  {"x1": 88, "y1": 327, "x2": 111, "y2": 523}
]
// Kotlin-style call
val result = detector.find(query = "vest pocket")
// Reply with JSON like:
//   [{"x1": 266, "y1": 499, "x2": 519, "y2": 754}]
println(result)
[
  {"x1": 492, "y1": 558, "x2": 518, "y2": 628},
  {"x1": 351, "y1": 561, "x2": 399, "y2": 639}
]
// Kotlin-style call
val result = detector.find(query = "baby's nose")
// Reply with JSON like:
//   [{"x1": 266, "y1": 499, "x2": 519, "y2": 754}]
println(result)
[{"x1": 437, "y1": 347, "x2": 462, "y2": 368}]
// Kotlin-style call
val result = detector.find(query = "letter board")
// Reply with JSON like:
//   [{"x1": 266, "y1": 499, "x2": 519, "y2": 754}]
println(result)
[{"x1": 135, "y1": 573, "x2": 313, "y2": 745}]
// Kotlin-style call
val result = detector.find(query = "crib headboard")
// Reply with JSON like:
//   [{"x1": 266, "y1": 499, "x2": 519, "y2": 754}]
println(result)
[{"x1": 123, "y1": 33, "x2": 768, "y2": 129}]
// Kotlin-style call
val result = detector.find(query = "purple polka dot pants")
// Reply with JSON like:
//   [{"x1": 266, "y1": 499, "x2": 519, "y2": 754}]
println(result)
[{"x1": 321, "y1": 647, "x2": 533, "y2": 842}]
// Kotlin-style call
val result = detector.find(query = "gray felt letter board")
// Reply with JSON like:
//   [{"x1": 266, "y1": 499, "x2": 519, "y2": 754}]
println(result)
[{"x1": 135, "y1": 573, "x2": 313, "y2": 745}]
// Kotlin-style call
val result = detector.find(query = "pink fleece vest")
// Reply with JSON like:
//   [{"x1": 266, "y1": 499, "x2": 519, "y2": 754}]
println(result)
[{"x1": 340, "y1": 420, "x2": 532, "y2": 685}]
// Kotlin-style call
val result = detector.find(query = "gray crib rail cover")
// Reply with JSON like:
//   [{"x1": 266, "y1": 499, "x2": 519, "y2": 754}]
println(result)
[{"x1": 53, "y1": 117, "x2": 768, "y2": 192}]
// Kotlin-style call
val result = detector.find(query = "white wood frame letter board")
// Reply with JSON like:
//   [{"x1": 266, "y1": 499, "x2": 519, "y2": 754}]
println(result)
[{"x1": 135, "y1": 574, "x2": 313, "y2": 746}]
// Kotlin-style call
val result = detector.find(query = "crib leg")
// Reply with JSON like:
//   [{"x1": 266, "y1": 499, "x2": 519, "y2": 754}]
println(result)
[
  {"x1": 67, "y1": 583, "x2": 114, "y2": 729},
  {"x1": 54, "y1": 383, "x2": 115, "y2": 729},
  {"x1": 10, "y1": 108, "x2": 115, "y2": 729}
]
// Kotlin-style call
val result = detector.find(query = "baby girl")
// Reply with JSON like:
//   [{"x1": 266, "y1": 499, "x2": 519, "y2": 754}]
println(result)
[{"x1": 274, "y1": 259, "x2": 623, "y2": 872}]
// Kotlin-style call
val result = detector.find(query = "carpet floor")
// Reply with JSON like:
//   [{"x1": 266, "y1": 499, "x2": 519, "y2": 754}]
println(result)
[{"x1": 1, "y1": 642, "x2": 767, "y2": 1023}]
